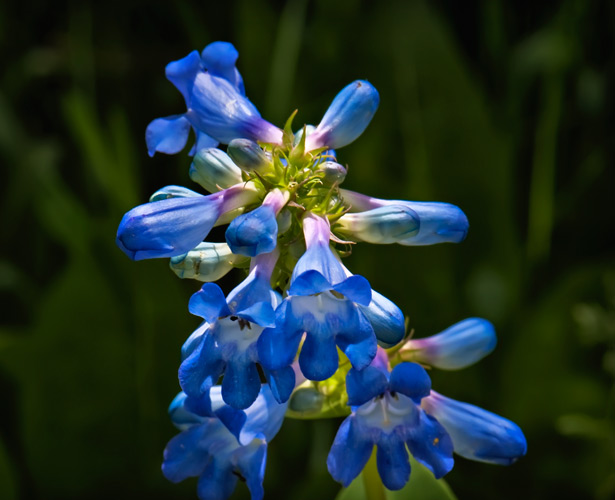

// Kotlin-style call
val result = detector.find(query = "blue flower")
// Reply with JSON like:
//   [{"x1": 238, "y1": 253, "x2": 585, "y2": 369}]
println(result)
[
  {"x1": 399, "y1": 318, "x2": 497, "y2": 370},
  {"x1": 116, "y1": 182, "x2": 259, "y2": 260},
  {"x1": 305, "y1": 80, "x2": 380, "y2": 151},
  {"x1": 163, "y1": 385, "x2": 287, "y2": 500},
  {"x1": 341, "y1": 189, "x2": 469, "y2": 245},
  {"x1": 179, "y1": 251, "x2": 295, "y2": 409},
  {"x1": 146, "y1": 42, "x2": 282, "y2": 157},
  {"x1": 421, "y1": 391, "x2": 527, "y2": 465},
  {"x1": 226, "y1": 189, "x2": 289, "y2": 257},
  {"x1": 327, "y1": 353, "x2": 454, "y2": 490},
  {"x1": 258, "y1": 212, "x2": 378, "y2": 382}
]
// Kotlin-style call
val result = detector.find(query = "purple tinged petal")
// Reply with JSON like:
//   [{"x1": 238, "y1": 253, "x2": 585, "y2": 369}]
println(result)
[
  {"x1": 290, "y1": 213, "x2": 348, "y2": 290},
  {"x1": 376, "y1": 432, "x2": 411, "y2": 491},
  {"x1": 189, "y1": 73, "x2": 282, "y2": 144},
  {"x1": 145, "y1": 115, "x2": 191, "y2": 157},
  {"x1": 389, "y1": 362, "x2": 432, "y2": 403},
  {"x1": 116, "y1": 183, "x2": 259, "y2": 261},
  {"x1": 327, "y1": 417, "x2": 374, "y2": 487},
  {"x1": 421, "y1": 392, "x2": 527, "y2": 465},
  {"x1": 305, "y1": 80, "x2": 380, "y2": 151},
  {"x1": 339, "y1": 190, "x2": 469, "y2": 246},
  {"x1": 346, "y1": 366, "x2": 388, "y2": 406},
  {"x1": 403, "y1": 318, "x2": 497, "y2": 370},
  {"x1": 189, "y1": 283, "x2": 230, "y2": 323}
]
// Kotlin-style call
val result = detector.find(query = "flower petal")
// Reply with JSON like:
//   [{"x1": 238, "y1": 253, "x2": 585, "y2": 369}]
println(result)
[
  {"x1": 116, "y1": 195, "x2": 222, "y2": 260},
  {"x1": 222, "y1": 359, "x2": 261, "y2": 409},
  {"x1": 327, "y1": 417, "x2": 374, "y2": 487},
  {"x1": 358, "y1": 290, "x2": 406, "y2": 348},
  {"x1": 404, "y1": 318, "x2": 497, "y2": 370},
  {"x1": 232, "y1": 439, "x2": 267, "y2": 500},
  {"x1": 389, "y1": 362, "x2": 432, "y2": 403},
  {"x1": 405, "y1": 411, "x2": 454, "y2": 479},
  {"x1": 145, "y1": 115, "x2": 192, "y2": 157},
  {"x1": 200, "y1": 41, "x2": 245, "y2": 94},
  {"x1": 376, "y1": 431, "x2": 410, "y2": 491},
  {"x1": 165, "y1": 50, "x2": 202, "y2": 102},
  {"x1": 421, "y1": 392, "x2": 527, "y2": 465},
  {"x1": 346, "y1": 366, "x2": 388, "y2": 406},
  {"x1": 306, "y1": 80, "x2": 380, "y2": 151},
  {"x1": 189, "y1": 283, "x2": 230, "y2": 323}
]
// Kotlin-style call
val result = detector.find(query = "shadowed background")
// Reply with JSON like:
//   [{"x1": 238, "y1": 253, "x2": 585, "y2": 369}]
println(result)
[{"x1": 1, "y1": 0, "x2": 614, "y2": 499}]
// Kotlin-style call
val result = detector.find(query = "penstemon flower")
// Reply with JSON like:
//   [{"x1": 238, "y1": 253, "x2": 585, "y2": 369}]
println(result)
[{"x1": 117, "y1": 40, "x2": 526, "y2": 499}]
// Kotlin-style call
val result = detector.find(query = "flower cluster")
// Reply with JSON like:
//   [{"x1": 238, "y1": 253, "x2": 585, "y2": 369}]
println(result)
[{"x1": 117, "y1": 41, "x2": 526, "y2": 500}]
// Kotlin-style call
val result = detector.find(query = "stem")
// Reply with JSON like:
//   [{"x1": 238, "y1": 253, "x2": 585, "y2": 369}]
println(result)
[
  {"x1": 527, "y1": 73, "x2": 563, "y2": 264},
  {"x1": 363, "y1": 447, "x2": 387, "y2": 500}
]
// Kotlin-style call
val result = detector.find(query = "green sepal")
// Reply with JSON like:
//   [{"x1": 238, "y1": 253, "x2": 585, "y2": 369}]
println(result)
[{"x1": 282, "y1": 109, "x2": 298, "y2": 150}]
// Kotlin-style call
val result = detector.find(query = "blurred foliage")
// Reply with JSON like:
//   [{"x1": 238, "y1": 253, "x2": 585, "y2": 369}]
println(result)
[{"x1": 0, "y1": 0, "x2": 613, "y2": 499}]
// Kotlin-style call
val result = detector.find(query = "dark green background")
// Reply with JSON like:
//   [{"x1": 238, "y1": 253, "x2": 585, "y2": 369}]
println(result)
[{"x1": 1, "y1": 0, "x2": 613, "y2": 499}]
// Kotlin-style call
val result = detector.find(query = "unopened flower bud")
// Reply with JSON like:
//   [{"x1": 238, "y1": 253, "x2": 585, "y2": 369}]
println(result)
[
  {"x1": 227, "y1": 138, "x2": 273, "y2": 174},
  {"x1": 336, "y1": 205, "x2": 420, "y2": 244},
  {"x1": 400, "y1": 318, "x2": 496, "y2": 370},
  {"x1": 190, "y1": 148, "x2": 243, "y2": 192},
  {"x1": 170, "y1": 242, "x2": 247, "y2": 282},
  {"x1": 305, "y1": 80, "x2": 379, "y2": 151},
  {"x1": 150, "y1": 185, "x2": 202, "y2": 202},
  {"x1": 318, "y1": 161, "x2": 347, "y2": 186}
]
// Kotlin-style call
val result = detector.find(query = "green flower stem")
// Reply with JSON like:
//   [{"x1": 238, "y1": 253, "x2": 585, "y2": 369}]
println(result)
[{"x1": 363, "y1": 448, "x2": 387, "y2": 500}]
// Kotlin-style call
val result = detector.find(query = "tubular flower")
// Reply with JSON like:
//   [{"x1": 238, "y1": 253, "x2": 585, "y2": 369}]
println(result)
[
  {"x1": 398, "y1": 317, "x2": 497, "y2": 370},
  {"x1": 179, "y1": 250, "x2": 295, "y2": 409},
  {"x1": 163, "y1": 385, "x2": 287, "y2": 500},
  {"x1": 257, "y1": 212, "x2": 377, "y2": 382},
  {"x1": 327, "y1": 351, "x2": 454, "y2": 490},
  {"x1": 146, "y1": 41, "x2": 283, "y2": 157},
  {"x1": 117, "y1": 40, "x2": 526, "y2": 500},
  {"x1": 340, "y1": 188, "x2": 469, "y2": 245},
  {"x1": 116, "y1": 182, "x2": 260, "y2": 260}
]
